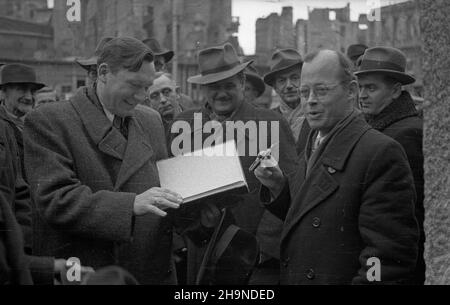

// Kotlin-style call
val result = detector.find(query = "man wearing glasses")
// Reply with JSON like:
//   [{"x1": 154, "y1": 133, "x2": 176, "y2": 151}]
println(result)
[{"x1": 254, "y1": 50, "x2": 419, "y2": 284}]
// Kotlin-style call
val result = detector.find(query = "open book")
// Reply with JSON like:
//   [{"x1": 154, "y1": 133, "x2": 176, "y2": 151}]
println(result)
[{"x1": 156, "y1": 141, "x2": 248, "y2": 204}]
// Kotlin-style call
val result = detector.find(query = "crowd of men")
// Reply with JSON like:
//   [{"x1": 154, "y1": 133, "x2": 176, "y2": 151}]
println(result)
[{"x1": 0, "y1": 35, "x2": 424, "y2": 285}]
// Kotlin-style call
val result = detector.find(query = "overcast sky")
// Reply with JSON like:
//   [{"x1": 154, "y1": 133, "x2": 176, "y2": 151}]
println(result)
[
  {"x1": 48, "y1": 0, "x2": 409, "y2": 55},
  {"x1": 232, "y1": 0, "x2": 409, "y2": 55}
]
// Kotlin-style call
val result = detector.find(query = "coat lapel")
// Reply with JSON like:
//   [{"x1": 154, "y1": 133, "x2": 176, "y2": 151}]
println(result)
[
  {"x1": 70, "y1": 88, "x2": 127, "y2": 160},
  {"x1": 114, "y1": 117, "x2": 154, "y2": 190},
  {"x1": 282, "y1": 164, "x2": 339, "y2": 240},
  {"x1": 281, "y1": 113, "x2": 372, "y2": 242}
]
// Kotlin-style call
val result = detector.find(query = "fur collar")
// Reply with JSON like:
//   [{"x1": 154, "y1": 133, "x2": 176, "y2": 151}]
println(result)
[{"x1": 364, "y1": 91, "x2": 418, "y2": 131}]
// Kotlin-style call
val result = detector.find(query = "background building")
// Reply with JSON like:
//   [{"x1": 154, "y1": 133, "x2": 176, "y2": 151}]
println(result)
[
  {"x1": 253, "y1": 0, "x2": 422, "y2": 106},
  {"x1": 366, "y1": 0, "x2": 422, "y2": 94},
  {"x1": 1, "y1": 0, "x2": 240, "y2": 100}
]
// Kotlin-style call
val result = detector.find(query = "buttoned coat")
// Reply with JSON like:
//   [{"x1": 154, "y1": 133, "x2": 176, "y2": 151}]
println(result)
[
  {"x1": 265, "y1": 113, "x2": 419, "y2": 284},
  {"x1": 365, "y1": 91, "x2": 425, "y2": 284},
  {"x1": 24, "y1": 87, "x2": 178, "y2": 284}
]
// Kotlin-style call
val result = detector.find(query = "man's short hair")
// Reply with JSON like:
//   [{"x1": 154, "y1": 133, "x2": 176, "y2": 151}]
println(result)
[
  {"x1": 303, "y1": 50, "x2": 354, "y2": 86},
  {"x1": 98, "y1": 37, "x2": 154, "y2": 74}
]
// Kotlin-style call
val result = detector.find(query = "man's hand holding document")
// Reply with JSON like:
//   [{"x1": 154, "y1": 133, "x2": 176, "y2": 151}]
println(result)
[{"x1": 156, "y1": 141, "x2": 248, "y2": 205}]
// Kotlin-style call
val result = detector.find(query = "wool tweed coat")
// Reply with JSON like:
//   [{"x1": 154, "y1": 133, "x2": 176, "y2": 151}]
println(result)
[{"x1": 24, "y1": 87, "x2": 179, "y2": 285}]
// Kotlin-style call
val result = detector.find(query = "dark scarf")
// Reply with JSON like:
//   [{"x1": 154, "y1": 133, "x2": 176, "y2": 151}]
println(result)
[{"x1": 364, "y1": 91, "x2": 418, "y2": 131}]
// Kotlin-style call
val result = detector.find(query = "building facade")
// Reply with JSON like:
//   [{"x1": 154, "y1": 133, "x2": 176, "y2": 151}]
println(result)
[
  {"x1": 366, "y1": 0, "x2": 422, "y2": 93},
  {"x1": 255, "y1": 7, "x2": 295, "y2": 66}
]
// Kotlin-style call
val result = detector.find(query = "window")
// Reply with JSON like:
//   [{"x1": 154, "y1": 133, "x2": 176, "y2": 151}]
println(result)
[{"x1": 62, "y1": 85, "x2": 72, "y2": 93}]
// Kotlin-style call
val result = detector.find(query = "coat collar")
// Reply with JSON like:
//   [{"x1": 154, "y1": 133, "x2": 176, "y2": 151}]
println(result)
[
  {"x1": 317, "y1": 110, "x2": 371, "y2": 171},
  {"x1": 364, "y1": 91, "x2": 418, "y2": 131},
  {"x1": 70, "y1": 87, "x2": 154, "y2": 189},
  {"x1": 282, "y1": 112, "x2": 372, "y2": 241},
  {"x1": 0, "y1": 104, "x2": 23, "y2": 146}
]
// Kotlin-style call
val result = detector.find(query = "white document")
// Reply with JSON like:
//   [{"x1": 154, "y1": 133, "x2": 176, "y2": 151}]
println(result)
[{"x1": 157, "y1": 141, "x2": 248, "y2": 203}]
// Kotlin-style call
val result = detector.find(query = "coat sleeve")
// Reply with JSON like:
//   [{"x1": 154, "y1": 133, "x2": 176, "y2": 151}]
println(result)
[
  {"x1": 25, "y1": 255, "x2": 54, "y2": 285},
  {"x1": 353, "y1": 140, "x2": 419, "y2": 284},
  {"x1": 1, "y1": 124, "x2": 33, "y2": 253},
  {"x1": 392, "y1": 126, "x2": 424, "y2": 226},
  {"x1": 260, "y1": 182, "x2": 291, "y2": 221},
  {"x1": 24, "y1": 109, "x2": 136, "y2": 243},
  {"x1": 13, "y1": 171, "x2": 33, "y2": 254}
]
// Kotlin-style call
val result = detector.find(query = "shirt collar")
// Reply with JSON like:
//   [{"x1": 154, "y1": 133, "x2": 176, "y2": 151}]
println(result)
[
  {"x1": 92, "y1": 82, "x2": 114, "y2": 123},
  {"x1": 98, "y1": 99, "x2": 115, "y2": 123}
]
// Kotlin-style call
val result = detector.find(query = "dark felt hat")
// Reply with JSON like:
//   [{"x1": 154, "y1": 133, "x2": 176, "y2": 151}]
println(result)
[
  {"x1": 263, "y1": 49, "x2": 303, "y2": 87},
  {"x1": 76, "y1": 37, "x2": 115, "y2": 70},
  {"x1": 347, "y1": 44, "x2": 368, "y2": 61},
  {"x1": 188, "y1": 43, "x2": 252, "y2": 85},
  {"x1": 244, "y1": 64, "x2": 266, "y2": 97},
  {"x1": 355, "y1": 46, "x2": 415, "y2": 85},
  {"x1": 0, "y1": 63, "x2": 45, "y2": 90},
  {"x1": 142, "y1": 38, "x2": 174, "y2": 63}
]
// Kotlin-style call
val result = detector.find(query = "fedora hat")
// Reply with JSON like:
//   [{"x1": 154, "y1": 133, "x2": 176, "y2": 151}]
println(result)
[
  {"x1": 263, "y1": 49, "x2": 303, "y2": 87},
  {"x1": 76, "y1": 37, "x2": 115, "y2": 70},
  {"x1": 188, "y1": 43, "x2": 252, "y2": 85},
  {"x1": 244, "y1": 64, "x2": 266, "y2": 97},
  {"x1": 347, "y1": 44, "x2": 368, "y2": 61},
  {"x1": 0, "y1": 63, "x2": 45, "y2": 90},
  {"x1": 142, "y1": 38, "x2": 174, "y2": 63},
  {"x1": 355, "y1": 46, "x2": 415, "y2": 85}
]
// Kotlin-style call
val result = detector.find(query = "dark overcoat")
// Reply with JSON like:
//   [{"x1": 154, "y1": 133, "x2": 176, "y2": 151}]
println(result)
[
  {"x1": 170, "y1": 101, "x2": 299, "y2": 283},
  {"x1": 365, "y1": 91, "x2": 425, "y2": 284},
  {"x1": 0, "y1": 105, "x2": 32, "y2": 250},
  {"x1": 24, "y1": 87, "x2": 177, "y2": 284},
  {"x1": 265, "y1": 112, "x2": 419, "y2": 284},
  {"x1": 1, "y1": 120, "x2": 53, "y2": 285},
  {"x1": 0, "y1": 120, "x2": 33, "y2": 285}
]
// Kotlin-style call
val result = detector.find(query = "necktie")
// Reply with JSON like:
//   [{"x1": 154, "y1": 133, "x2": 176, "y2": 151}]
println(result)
[
  {"x1": 113, "y1": 116, "x2": 128, "y2": 139},
  {"x1": 311, "y1": 134, "x2": 323, "y2": 156}
]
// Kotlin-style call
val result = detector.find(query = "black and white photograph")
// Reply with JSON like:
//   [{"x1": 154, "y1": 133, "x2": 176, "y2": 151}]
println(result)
[{"x1": 0, "y1": 0, "x2": 449, "y2": 297}]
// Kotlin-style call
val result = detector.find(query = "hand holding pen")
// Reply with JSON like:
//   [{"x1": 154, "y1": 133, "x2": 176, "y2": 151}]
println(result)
[
  {"x1": 251, "y1": 143, "x2": 286, "y2": 200},
  {"x1": 249, "y1": 143, "x2": 279, "y2": 172}
]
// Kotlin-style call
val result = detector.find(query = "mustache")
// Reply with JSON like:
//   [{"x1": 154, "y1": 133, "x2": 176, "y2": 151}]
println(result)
[
  {"x1": 214, "y1": 97, "x2": 232, "y2": 102},
  {"x1": 283, "y1": 88, "x2": 300, "y2": 94},
  {"x1": 18, "y1": 97, "x2": 34, "y2": 105}
]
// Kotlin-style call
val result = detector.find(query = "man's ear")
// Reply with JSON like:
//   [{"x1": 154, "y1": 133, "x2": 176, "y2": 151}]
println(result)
[
  {"x1": 97, "y1": 63, "x2": 109, "y2": 83},
  {"x1": 391, "y1": 82, "x2": 402, "y2": 99},
  {"x1": 348, "y1": 80, "x2": 358, "y2": 102}
]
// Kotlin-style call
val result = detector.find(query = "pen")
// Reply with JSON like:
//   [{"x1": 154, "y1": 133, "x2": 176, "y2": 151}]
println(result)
[{"x1": 249, "y1": 143, "x2": 278, "y2": 172}]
